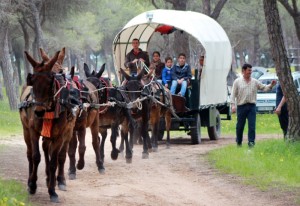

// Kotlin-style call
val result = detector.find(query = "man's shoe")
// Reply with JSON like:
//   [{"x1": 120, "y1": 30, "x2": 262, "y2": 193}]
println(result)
[
  {"x1": 248, "y1": 142, "x2": 255, "y2": 148},
  {"x1": 177, "y1": 92, "x2": 182, "y2": 96}
]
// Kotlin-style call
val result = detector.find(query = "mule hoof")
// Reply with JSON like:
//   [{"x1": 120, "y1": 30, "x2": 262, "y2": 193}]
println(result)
[
  {"x1": 50, "y1": 195, "x2": 59, "y2": 203},
  {"x1": 58, "y1": 184, "x2": 67, "y2": 191},
  {"x1": 111, "y1": 150, "x2": 119, "y2": 160},
  {"x1": 68, "y1": 173, "x2": 76, "y2": 180},
  {"x1": 98, "y1": 167, "x2": 105, "y2": 174},
  {"x1": 76, "y1": 160, "x2": 85, "y2": 170},
  {"x1": 142, "y1": 152, "x2": 149, "y2": 159},
  {"x1": 28, "y1": 182, "x2": 37, "y2": 194},
  {"x1": 126, "y1": 158, "x2": 132, "y2": 164}
]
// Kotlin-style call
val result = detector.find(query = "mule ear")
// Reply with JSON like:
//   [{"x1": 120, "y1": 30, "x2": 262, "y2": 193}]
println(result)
[
  {"x1": 24, "y1": 51, "x2": 38, "y2": 68},
  {"x1": 96, "y1": 63, "x2": 106, "y2": 78},
  {"x1": 91, "y1": 70, "x2": 95, "y2": 76},
  {"x1": 57, "y1": 47, "x2": 65, "y2": 65},
  {"x1": 26, "y1": 73, "x2": 33, "y2": 86},
  {"x1": 120, "y1": 68, "x2": 130, "y2": 80},
  {"x1": 40, "y1": 48, "x2": 50, "y2": 61},
  {"x1": 45, "y1": 51, "x2": 60, "y2": 72},
  {"x1": 84, "y1": 63, "x2": 91, "y2": 77},
  {"x1": 70, "y1": 66, "x2": 75, "y2": 79},
  {"x1": 137, "y1": 68, "x2": 145, "y2": 81}
]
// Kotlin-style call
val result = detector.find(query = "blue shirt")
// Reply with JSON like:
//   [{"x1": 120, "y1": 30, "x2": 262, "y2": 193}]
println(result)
[{"x1": 162, "y1": 66, "x2": 172, "y2": 85}]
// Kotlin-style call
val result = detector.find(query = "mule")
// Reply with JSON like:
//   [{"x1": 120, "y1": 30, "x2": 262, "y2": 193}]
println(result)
[
  {"x1": 67, "y1": 66, "x2": 105, "y2": 179},
  {"x1": 39, "y1": 49, "x2": 105, "y2": 177},
  {"x1": 84, "y1": 63, "x2": 136, "y2": 163},
  {"x1": 20, "y1": 50, "x2": 79, "y2": 202},
  {"x1": 119, "y1": 68, "x2": 153, "y2": 159}
]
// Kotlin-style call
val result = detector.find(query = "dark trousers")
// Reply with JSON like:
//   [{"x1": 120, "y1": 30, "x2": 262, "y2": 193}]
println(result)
[
  {"x1": 236, "y1": 103, "x2": 256, "y2": 145},
  {"x1": 278, "y1": 105, "x2": 288, "y2": 137}
]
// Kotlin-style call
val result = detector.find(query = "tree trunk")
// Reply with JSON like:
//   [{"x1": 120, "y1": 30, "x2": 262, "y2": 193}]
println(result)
[
  {"x1": 263, "y1": 0, "x2": 300, "y2": 141},
  {"x1": 75, "y1": 52, "x2": 85, "y2": 80},
  {"x1": 168, "y1": 0, "x2": 190, "y2": 62},
  {"x1": 19, "y1": 17, "x2": 32, "y2": 78},
  {"x1": 0, "y1": 24, "x2": 19, "y2": 110},
  {"x1": 28, "y1": 0, "x2": 46, "y2": 52}
]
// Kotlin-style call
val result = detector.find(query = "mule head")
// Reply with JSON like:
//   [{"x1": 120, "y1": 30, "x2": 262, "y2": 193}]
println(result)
[
  {"x1": 120, "y1": 68, "x2": 145, "y2": 101},
  {"x1": 40, "y1": 47, "x2": 65, "y2": 73},
  {"x1": 25, "y1": 51, "x2": 60, "y2": 117},
  {"x1": 84, "y1": 63, "x2": 91, "y2": 77},
  {"x1": 96, "y1": 63, "x2": 106, "y2": 79}
]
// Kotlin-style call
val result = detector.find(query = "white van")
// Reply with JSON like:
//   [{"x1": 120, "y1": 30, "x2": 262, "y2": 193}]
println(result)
[
  {"x1": 256, "y1": 71, "x2": 300, "y2": 113},
  {"x1": 256, "y1": 73, "x2": 278, "y2": 113}
]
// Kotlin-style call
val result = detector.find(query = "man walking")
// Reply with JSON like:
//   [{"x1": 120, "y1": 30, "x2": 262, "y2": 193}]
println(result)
[{"x1": 230, "y1": 64, "x2": 276, "y2": 148}]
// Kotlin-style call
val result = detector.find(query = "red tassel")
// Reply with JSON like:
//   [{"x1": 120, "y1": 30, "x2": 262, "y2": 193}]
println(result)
[{"x1": 41, "y1": 112, "x2": 55, "y2": 138}]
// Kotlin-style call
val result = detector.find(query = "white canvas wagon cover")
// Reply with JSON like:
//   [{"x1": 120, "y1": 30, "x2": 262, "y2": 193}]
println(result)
[{"x1": 113, "y1": 9, "x2": 232, "y2": 107}]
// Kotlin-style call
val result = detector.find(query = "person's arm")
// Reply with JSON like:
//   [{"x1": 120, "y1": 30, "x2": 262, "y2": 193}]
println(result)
[
  {"x1": 162, "y1": 68, "x2": 167, "y2": 85},
  {"x1": 275, "y1": 96, "x2": 286, "y2": 115},
  {"x1": 230, "y1": 81, "x2": 237, "y2": 113},
  {"x1": 258, "y1": 79, "x2": 277, "y2": 91},
  {"x1": 171, "y1": 66, "x2": 178, "y2": 80},
  {"x1": 185, "y1": 65, "x2": 192, "y2": 81},
  {"x1": 124, "y1": 53, "x2": 131, "y2": 68}
]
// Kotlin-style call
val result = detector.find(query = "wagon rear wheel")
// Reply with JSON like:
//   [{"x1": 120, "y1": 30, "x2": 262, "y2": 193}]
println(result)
[
  {"x1": 207, "y1": 109, "x2": 221, "y2": 140},
  {"x1": 190, "y1": 113, "x2": 201, "y2": 144}
]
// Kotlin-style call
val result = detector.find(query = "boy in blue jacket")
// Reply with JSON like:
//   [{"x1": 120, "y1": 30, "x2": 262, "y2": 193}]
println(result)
[
  {"x1": 162, "y1": 57, "x2": 173, "y2": 88},
  {"x1": 170, "y1": 53, "x2": 192, "y2": 96}
]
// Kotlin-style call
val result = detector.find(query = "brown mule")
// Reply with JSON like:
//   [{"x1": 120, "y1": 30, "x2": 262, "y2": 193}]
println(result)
[
  {"x1": 20, "y1": 50, "x2": 78, "y2": 203},
  {"x1": 67, "y1": 66, "x2": 105, "y2": 180}
]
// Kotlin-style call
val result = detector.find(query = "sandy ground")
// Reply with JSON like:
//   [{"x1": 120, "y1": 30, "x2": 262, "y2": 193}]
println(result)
[{"x1": 0, "y1": 132, "x2": 298, "y2": 206}]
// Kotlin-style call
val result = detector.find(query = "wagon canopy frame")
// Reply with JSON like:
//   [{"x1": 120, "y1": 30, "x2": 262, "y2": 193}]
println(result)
[{"x1": 113, "y1": 9, "x2": 232, "y2": 106}]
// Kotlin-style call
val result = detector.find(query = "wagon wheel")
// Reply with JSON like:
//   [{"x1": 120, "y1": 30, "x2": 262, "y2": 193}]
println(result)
[
  {"x1": 190, "y1": 113, "x2": 201, "y2": 144},
  {"x1": 207, "y1": 109, "x2": 221, "y2": 140}
]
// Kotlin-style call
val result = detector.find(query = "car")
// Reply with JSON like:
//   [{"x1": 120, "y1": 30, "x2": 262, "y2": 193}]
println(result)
[
  {"x1": 251, "y1": 66, "x2": 269, "y2": 79},
  {"x1": 256, "y1": 73, "x2": 278, "y2": 113}
]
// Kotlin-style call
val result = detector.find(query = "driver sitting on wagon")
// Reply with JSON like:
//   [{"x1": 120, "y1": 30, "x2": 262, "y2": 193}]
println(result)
[
  {"x1": 124, "y1": 38, "x2": 150, "y2": 76},
  {"x1": 170, "y1": 53, "x2": 192, "y2": 97}
]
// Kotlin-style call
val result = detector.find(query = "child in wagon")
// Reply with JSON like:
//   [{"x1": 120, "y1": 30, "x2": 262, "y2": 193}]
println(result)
[{"x1": 162, "y1": 56, "x2": 173, "y2": 88}]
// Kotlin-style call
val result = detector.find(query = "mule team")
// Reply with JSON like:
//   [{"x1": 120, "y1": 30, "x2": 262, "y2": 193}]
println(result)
[{"x1": 19, "y1": 48, "x2": 176, "y2": 202}]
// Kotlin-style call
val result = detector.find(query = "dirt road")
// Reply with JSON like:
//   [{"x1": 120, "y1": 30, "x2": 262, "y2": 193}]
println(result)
[{"x1": 0, "y1": 133, "x2": 297, "y2": 206}]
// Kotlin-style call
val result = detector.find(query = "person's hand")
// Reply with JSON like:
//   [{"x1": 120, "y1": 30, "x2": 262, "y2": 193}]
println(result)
[
  {"x1": 165, "y1": 84, "x2": 168, "y2": 88},
  {"x1": 139, "y1": 58, "x2": 145, "y2": 62},
  {"x1": 231, "y1": 105, "x2": 236, "y2": 113},
  {"x1": 132, "y1": 59, "x2": 138, "y2": 63},
  {"x1": 178, "y1": 78, "x2": 184, "y2": 84},
  {"x1": 274, "y1": 106, "x2": 281, "y2": 115},
  {"x1": 271, "y1": 80, "x2": 277, "y2": 87}
]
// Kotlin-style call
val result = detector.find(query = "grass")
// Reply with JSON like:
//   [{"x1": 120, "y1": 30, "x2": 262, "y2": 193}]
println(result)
[
  {"x1": 0, "y1": 178, "x2": 31, "y2": 206},
  {"x1": 222, "y1": 113, "x2": 282, "y2": 135},
  {"x1": 0, "y1": 95, "x2": 30, "y2": 206},
  {"x1": 208, "y1": 139, "x2": 300, "y2": 189},
  {"x1": 0, "y1": 97, "x2": 22, "y2": 138}
]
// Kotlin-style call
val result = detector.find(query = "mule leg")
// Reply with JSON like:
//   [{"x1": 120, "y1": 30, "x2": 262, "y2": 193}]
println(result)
[
  {"x1": 76, "y1": 128, "x2": 86, "y2": 170},
  {"x1": 110, "y1": 125, "x2": 120, "y2": 160},
  {"x1": 42, "y1": 139, "x2": 50, "y2": 187},
  {"x1": 141, "y1": 101, "x2": 151, "y2": 158},
  {"x1": 57, "y1": 140, "x2": 69, "y2": 192},
  {"x1": 47, "y1": 137, "x2": 63, "y2": 203},
  {"x1": 119, "y1": 128, "x2": 125, "y2": 153},
  {"x1": 90, "y1": 120, "x2": 104, "y2": 174},
  {"x1": 121, "y1": 124, "x2": 132, "y2": 163},
  {"x1": 28, "y1": 131, "x2": 41, "y2": 195},
  {"x1": 165, "y1": 111, "x2": 172, "y2": 149},
  {"x1": 150, "y1": 107, "x2": 160, "y2": 152},
  {"x1": 99, "y1": 128, "x2": 107, "y2": 162},
  {"x1": 68, "y1": 131, "x2": 78, "y2": 180}
]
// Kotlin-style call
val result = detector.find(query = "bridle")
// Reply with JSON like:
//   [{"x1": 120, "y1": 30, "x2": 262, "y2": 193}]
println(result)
[{"x1": 31, "y1": 71, "x2": 64, "y2": 110}]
